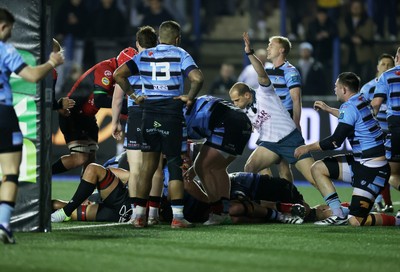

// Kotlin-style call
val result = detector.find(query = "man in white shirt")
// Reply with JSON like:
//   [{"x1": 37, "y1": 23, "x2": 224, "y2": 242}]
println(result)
[{"x1": 229, "y1": 33, "x2": 316, "y2": 187}]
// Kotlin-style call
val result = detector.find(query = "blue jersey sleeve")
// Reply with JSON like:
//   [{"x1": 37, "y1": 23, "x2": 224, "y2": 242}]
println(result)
[
  {"x1": 181, "y1": 51, "x2": 197, "y2": 77},
  {"x1": 4, "y1": 45, "x2": 26, "y2": 73},
  {"x1": 374, "y1": 73, "x2": 389, "y2": 99},
  {"x1": 338, "y1": 103, "x2": 357, "y2": 127},
  {"x1": 284, "y1": 67, "x2": 301, "y2": 89}
]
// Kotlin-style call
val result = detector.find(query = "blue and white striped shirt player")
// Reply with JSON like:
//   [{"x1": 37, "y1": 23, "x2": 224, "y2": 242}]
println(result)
[
  {"x1": 0, "y1": 42, "x2": 27, "y2": 106},
  {"x1": 183, "y1": 95, "x2": 223, "y2": 139},
  {"x1": 265, "y1": 61, "x2": 301, "y2": 112},
  {"x1": 360, "y1": 78, "x2": 388, "y2": 132},
  {"x1": 127, "y1": 75, "x2": 143, "y2": 108},
  {"x1": 129, "y1": 44, "x2": 198, "y2": 100},
  {"x1": 338, "y1": 93, "x2": 385, "y2": 160},
  {"x1": 374, "y1": 65, "x2": 400, "y2": 118}
]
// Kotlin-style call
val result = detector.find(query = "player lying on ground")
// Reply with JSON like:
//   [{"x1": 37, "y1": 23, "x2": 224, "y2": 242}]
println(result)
[
  {"x1": 51, "y1": 160, "x2": 314, "y2": 225},
  {"x1": 184, "y1": 171, "x2": 345, "y2": 224},
  {"x1": 51, "y1": 163, "x2": 132, "y2": 223}
]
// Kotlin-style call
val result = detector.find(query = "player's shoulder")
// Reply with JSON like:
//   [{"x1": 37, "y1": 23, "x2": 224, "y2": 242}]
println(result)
[
  {"x1": 0, "y1": 42, "x2": 19, "y2": 58},
  {"x1": 97, "y1": 58, "x2": 116, "y2": 70}
]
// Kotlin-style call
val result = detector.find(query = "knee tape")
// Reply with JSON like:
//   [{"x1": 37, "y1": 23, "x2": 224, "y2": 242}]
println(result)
[
  {"x1": 349, "y1": 195, "x2": 373, "y2": 218},
  {"x1": 4, "y1": 175, "x2": 18, "y2": 184},
  {"x1": 166, "y1": 156, "x2": 183, "y2": 181}
]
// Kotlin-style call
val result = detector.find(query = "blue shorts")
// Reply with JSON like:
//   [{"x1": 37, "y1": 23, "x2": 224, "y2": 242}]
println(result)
[{"x1": 257, "y1": 129, "x2": 311, "y2": 164}]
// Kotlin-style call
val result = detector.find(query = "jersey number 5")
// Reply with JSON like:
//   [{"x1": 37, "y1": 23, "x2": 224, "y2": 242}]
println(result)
[{"x1": 150, "y1": 62, "x2": 171, "y2": 81}]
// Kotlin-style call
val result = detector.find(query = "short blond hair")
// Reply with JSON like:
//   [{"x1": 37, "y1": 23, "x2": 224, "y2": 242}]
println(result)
[{"x1": 269, "y1": 36, "x2": 292, "y2": 56}]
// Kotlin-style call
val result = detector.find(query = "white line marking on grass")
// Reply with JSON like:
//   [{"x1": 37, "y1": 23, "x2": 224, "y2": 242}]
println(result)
[{"x1": 55, "y1": 222, "x2": 129, "y2": 231}]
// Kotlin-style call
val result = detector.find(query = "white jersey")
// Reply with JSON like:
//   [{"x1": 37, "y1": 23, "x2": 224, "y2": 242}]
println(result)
[{"x1": 245, "y1": 83, "x2": 296, "y2": 142}]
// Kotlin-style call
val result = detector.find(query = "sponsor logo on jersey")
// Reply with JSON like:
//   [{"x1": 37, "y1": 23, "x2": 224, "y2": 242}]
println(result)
[
  {"x1": 102, "y1": 77, "x2": 110, "y2": 86},
  {"x1": 104, "y1": 70, "x2": 112, "y2": 77},
  {"x1": 154, "y1": 121, "x2": 161, "y2": 128}
]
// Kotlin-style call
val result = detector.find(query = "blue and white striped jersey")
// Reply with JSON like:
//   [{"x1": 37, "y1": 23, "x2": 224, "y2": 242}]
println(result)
[
  {"x1": 339, "y1": 93, "x2": 385, "y2": 159},
  {"x1": 127, "y1": 75, "x2": 143, "y2": 108},
  {"x1": 183, "y1": 95, "x2": 223, "y2": 139},
  {"x1": 131, "y1": 44, "x2": 198, "y2": 99},
  {"x1": 375, "y1": 65, "x2": 400, "y2": 118},
  {"x1": 0, "y1": 42, "x2": 27, "y2": 105},
  {"x1": 360, "y1": 78, "x2": 388, "y2": 132},
  {"x1": 265, "y1": 61, "x2": 301, "y2": 111}
]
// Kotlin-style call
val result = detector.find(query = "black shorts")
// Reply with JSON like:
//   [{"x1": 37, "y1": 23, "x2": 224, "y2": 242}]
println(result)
[
  {"x1": 230, "y1": 173, "x2": 304, "y2": 203},
  {"x1": 141, "y1": 112, "x2": 185, "y2": 156},
  {"x1": 125, "y1": 106, "x2": 145, "y2": 150},
  {"x1": 254, "y1": 176, "x2": 305, "y2": 203},
  {"x1": 96, "y1": 181, "x2": 132, "y2": 222},
  {"x1": 388, "y1": 116, "x2": 400, "y2": 162},
  {"x1": 205, "y1": 103, "x2": 252, "y2": 156},
  {"x1": 0, "y1": 105, "x2": 23, "y2": 153},
  {"x1": 59, "y1": 111, "x2": 99, "y2": 143}
]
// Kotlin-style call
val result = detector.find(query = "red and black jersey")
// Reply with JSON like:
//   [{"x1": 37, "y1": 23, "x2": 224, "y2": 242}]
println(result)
[{"x1": 68, "y1": 58, "x2": 118, "y2": 116}]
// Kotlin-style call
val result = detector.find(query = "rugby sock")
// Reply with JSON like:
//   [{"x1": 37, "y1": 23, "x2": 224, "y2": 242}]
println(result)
[
  {"x1": 130, "y1": 197, "x2": 137, "y2": 219},
  {"x1": 0, "y1": 201, "x2": 15, "y2": 229},
  {"x1": 171, "y1": 199, "x2": 184, "y2": 219},
  {"x1": 135, "y1": 205, "x2": 146, "y2": 217},
  {"x1": 362, "y1": 214, "x2": 396, "y2": 226},
  {"x1": 134, "y1": 198, "x2": 147, "y2": 218},
  {"x1": 171, "y1": 205, "x2": 184, "y2": 219},
  {"x1": 148, "y1": 196, "x2": 161, "y2": 219},
  {"x1": 264, "y1": 208, "x2": 280, "y2": 222},
  {"x1": 380, "y1": 214, "x2": 396, "y2": 226},
  {"x1": 63, "y1": 179, "x2": 96, "y2": 216},
  {"x1": 381, "y1": 183, "x2": 392, "y2": 206},
  {"x1": 52, "y1": 158, "x2": 68, "y2": 174},
  {"x1": 276, "y1": 202, "x2": 293, "y2": 214},
  {"x1": 324, "y1": 192, "x2": 344, "y2": 217}
]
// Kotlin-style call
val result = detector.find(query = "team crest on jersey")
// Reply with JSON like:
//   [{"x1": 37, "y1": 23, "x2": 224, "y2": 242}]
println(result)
[
  {"x1": 148, "y1": 51, "x2": 153, "y2": 56},
  {"x1": 395, "y1": 70, "x2": 400, "y2": 76},
  {"x1": 104, "y1": 70, "x2": 112, "y2": 77},
  {"x1": 338, "y1": 112, "x2": 344, "y2": 119},
  {"x1": 102, "y1": 77, "x2": 110, "y2": 86}
]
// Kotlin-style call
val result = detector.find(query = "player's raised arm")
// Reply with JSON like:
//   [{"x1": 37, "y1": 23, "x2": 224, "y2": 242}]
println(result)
[{"x1": 243, "y1": 32, "x2": 271, "y2": 87}]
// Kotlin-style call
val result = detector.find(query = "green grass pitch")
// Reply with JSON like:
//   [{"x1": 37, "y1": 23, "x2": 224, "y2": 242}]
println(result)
[{"x1": 1, "y1": 181, "x2": 399, "y2": 272}]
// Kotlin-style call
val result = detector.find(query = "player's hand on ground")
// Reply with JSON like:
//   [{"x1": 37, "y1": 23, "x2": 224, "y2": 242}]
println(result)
[
  {"x1": 313, "y1": 101, "x2": 329, "y2": 112},
  {"x1": 294, "y1": 145, "x2": 308, "y2": 159}
]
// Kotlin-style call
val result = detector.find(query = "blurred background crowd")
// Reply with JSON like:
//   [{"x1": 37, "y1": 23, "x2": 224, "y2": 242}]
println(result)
[{"x1": 53, "y1": 0, "x2": 399, "y2": 100}]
